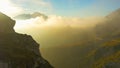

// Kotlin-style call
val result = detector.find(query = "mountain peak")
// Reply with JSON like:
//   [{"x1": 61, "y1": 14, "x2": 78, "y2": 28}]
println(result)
[{"x1": 0, "y1": 12, "x2": 15, "y2": 33}]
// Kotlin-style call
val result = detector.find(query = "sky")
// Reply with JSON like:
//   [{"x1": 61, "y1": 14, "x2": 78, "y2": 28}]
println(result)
[{"x1": 0, "y1": 0, "x2": 120, "y2": 17}]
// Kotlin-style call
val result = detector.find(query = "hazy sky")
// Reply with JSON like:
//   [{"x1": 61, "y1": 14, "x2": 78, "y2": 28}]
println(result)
[{"x1": 0, "y1": 0, "x2": 120, "y2": 17}]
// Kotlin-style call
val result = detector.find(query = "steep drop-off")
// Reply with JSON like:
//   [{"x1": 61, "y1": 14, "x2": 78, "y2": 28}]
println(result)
[{"x1": 0, "y1": 12, "x2": 53, "y2": 68}]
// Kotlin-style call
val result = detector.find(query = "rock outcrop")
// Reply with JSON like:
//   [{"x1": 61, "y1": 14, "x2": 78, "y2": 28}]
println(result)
[
  {"x1": 0, "y1": 12, "x2": 53, "y2": 68},
  {"x1": 0, "y1": 13, "x2": 15, "y2": 33}
]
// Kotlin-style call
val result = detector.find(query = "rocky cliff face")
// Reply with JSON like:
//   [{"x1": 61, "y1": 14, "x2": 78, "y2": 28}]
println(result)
[
  {"x1": 0, "y1": 13, "x2": 15, "y2": 33},
  {"x1": 0, "y1": 12, "x2": 53, "y2": 68}
]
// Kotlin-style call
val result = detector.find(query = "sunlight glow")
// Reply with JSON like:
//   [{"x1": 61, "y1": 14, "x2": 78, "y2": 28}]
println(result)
[{"x1": 0, "y1": 0, "x2": 23, "y2": 17}]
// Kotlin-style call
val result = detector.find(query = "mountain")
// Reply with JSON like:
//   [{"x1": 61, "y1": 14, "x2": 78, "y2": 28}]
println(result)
[
  {"x1": 106, "y1": 8, "x2": 120, "y2": 19},
  {"x1": 0, "y1": 12, "x2": 53, "y2": 68},
  {"x1": 91, "y1": 8, "x2": 120, "y2": 68},
  {"x1": 0, "y1": 13, "x2": 15, "y2": 33},
  {"x1": 14, "y1": 12, "x2": 48, "y2": 20}
]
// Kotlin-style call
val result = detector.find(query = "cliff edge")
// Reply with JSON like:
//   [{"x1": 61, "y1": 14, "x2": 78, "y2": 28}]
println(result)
[{"x1": 0, "y1": 12, "x2": 53, "y2": 68}]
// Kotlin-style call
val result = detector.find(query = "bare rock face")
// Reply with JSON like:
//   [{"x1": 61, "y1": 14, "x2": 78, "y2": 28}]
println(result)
[{"x1": 0, "y1": 12, "x2": 53, "y2": 68}]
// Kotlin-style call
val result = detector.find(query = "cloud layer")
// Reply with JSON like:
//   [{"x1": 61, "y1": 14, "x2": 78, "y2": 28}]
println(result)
[
  {"x1": 15, "y1": 15, "x2": 103, "y2": 29},
  {"x1": 14, "y1": 15, "x2": 104, "y2": 48}
]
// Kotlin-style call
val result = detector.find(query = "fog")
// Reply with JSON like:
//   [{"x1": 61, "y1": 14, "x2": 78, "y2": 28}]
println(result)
[
  {"x1": 14, "y1": 15, "x2": 104, "y2": 68},
  {"x1": 14, "y1": 15, "x2": 103, "y2": 48}
]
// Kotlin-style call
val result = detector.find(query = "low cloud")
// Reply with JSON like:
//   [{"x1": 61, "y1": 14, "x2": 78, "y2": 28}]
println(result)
[
  {"x1": 14, "y1": 15, "x2": 104, "y2": 48},
  {"x1": 14, "y1": 15, "x2": 103, "y2": 30}
]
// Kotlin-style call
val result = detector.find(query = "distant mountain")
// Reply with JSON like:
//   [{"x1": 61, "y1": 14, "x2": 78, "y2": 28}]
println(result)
[
  {"x1": 91, "y1": 8, "x2": 120, "y2": 68},
  {"x1": 95, "y1": 8, "x2": 120, "y2": 38},
  {"x1": 14, "y1": 12, "x2": 48, "y2": 20},
  {"x1": 106, "y1": 8, "x2": 120, "y2": 19}
]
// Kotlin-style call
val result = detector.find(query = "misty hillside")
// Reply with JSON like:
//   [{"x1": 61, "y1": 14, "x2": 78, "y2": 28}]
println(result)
[
  {"x1": 96, "y1": 8, "x2": 120, "y2": 38},
  {"x1": 90, "y1": 8, "x2": 120, "y2": 68},
  {"x1": 41, "y1": 8, "x2": 120, "y2": 68}
]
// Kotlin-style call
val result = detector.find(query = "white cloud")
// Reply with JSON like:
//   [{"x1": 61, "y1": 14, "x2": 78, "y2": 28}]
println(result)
[
  {"x1": 14, "y1": 15, "x2": 104, "y2": 48},
  {"x1": 0, "y1": 0, "x2": 24, "y2": 17}
]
